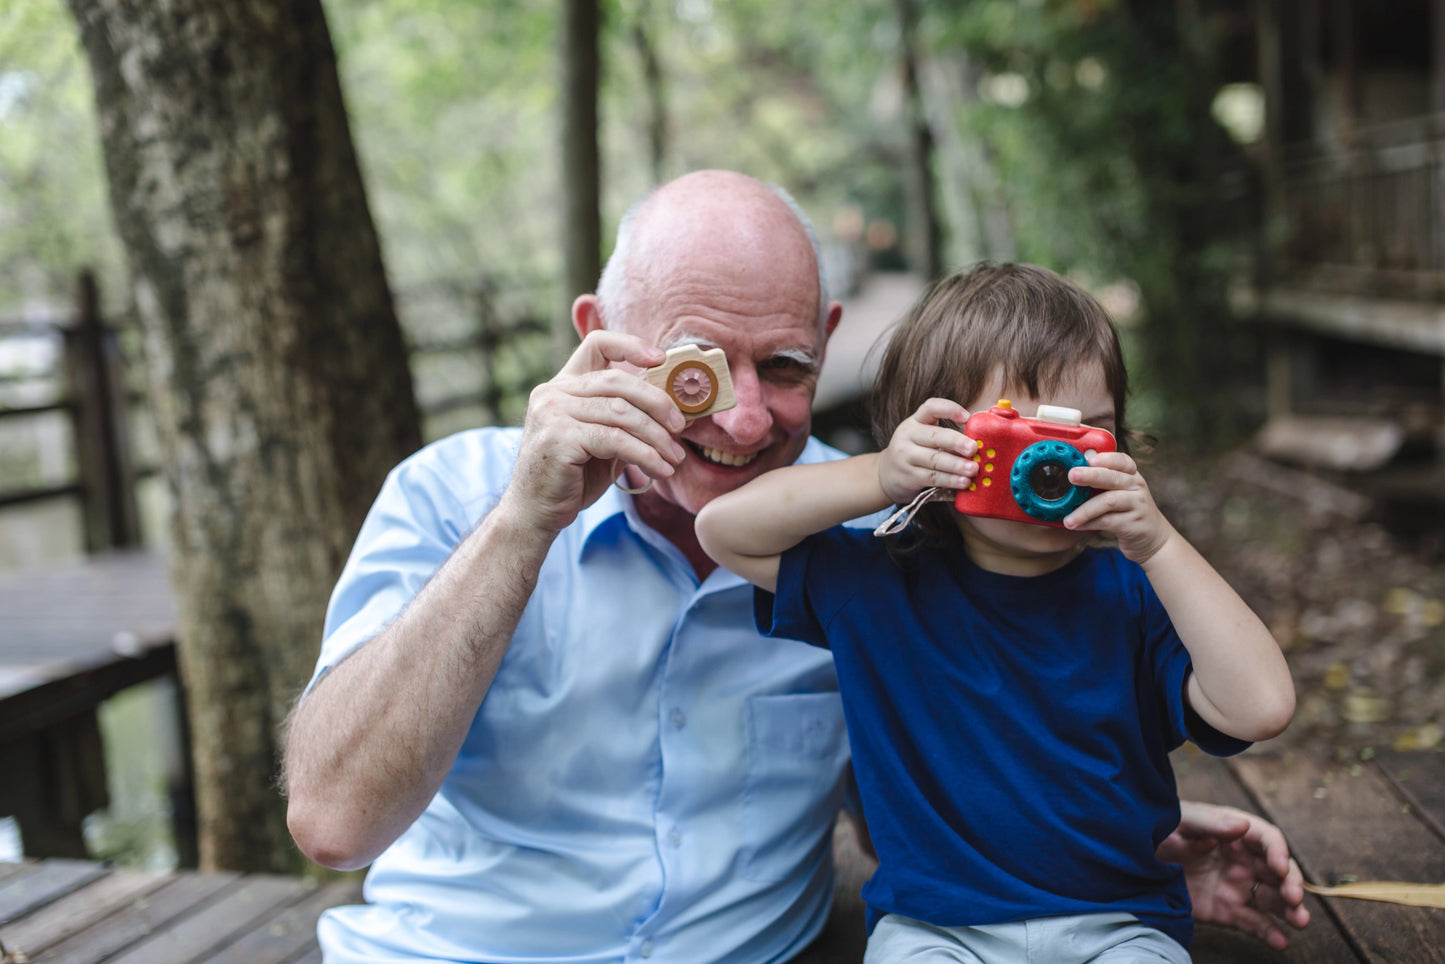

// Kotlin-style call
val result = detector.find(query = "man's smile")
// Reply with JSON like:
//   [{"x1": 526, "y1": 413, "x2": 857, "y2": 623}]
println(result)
[{"x1": 688, "y1": 440, "x2": 760, "y2": 468}]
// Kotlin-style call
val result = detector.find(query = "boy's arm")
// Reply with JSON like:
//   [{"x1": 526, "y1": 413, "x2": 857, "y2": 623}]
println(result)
[
  {"x1": 697, "y1": 398, "x2": 978, "y2": 592},
  {"x1": 695, "y1": 454, "x2": 890, "y2": 592},
  {"x1": 1065, "y1": 453, "x2": 1295, "y2": 743}
]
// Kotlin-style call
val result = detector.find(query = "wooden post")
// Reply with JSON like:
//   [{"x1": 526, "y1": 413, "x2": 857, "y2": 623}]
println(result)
[
  {"x1": 62, "y1": 269, "x2": 140, "y2": 553},
  {"x1": 1255, "y1": 0, "x2": 1286, "y2": 287},
  {"x1": 559, "y1": 0, "x2": 602, "y2": 369}
]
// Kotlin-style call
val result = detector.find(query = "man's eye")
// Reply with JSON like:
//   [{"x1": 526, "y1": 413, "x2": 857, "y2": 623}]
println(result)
[{"x1": 760, "y1": 357, "x2": 812, "y2": 375}]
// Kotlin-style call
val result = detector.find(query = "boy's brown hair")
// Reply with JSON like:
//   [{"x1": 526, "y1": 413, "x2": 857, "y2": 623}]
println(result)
[{"x1": 869, "y1": 262, "x2": 1130, "y2": 545}]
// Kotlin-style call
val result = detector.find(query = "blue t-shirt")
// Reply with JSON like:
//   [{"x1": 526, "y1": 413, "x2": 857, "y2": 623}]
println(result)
[{"x1": 758, "y1": 528, "x2": 1248, "y2": 949}]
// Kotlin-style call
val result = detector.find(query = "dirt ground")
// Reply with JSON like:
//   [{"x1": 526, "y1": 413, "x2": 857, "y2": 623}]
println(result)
[{"x1": 1149, "y1": 447, "x2": 1445, "y2": 762}]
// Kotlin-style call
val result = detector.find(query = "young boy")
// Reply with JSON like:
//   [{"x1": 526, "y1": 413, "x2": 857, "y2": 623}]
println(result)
[{"x1": 695, "y1": 263, "x2": 1294, "y2": 962}]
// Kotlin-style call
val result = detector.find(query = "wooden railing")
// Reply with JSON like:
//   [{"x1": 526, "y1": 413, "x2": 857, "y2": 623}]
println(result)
[
  {"x1": 0, "y1": 271, "x2": 554, "y2": 557},
  {"x1": 1273, "y1": 112, "x2": 1445, "y2": 299}
]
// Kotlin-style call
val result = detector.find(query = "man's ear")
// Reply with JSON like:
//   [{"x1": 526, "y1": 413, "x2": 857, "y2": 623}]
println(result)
[
  {"x1": 822, "y1": 300, "x2": 843, "y2": 342},
  {"x1": 573, "y1": 294, "x2": 604, "y2": 340}
]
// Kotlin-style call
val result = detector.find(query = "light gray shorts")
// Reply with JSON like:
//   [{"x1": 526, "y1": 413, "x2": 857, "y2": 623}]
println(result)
[{"x1": 863, "y1": 911, "x2": 1191, "y2": 963}]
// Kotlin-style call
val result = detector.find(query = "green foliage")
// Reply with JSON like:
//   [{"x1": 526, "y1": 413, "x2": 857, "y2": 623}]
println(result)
[
  {"x1": 0, "y1": 0, "x2": 125, "y2": 314},
  {"x1": 931, "y1": 0, "x2": 1250, "y2": 438},
  {"x1": 2, "y1": 0, "x2": 1251, "y2": 442}
]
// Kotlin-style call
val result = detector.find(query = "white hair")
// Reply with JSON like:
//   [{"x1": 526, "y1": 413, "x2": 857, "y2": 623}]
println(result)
[{"x1": 594, "y1": 181, "x2": 831, "y2": 331}]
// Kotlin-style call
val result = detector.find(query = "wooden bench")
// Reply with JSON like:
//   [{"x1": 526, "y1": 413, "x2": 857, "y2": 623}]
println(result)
[{"x1": 0, "y1": 550, "x2": 190, "y2": 861}]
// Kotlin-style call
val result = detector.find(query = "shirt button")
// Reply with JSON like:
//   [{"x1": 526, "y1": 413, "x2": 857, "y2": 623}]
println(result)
[
  {"x1": 640, "y1": 939, "x2": 654, "y2": 958},
  {"x1": 668, "y1": 828, "x2": 682, "y2": 847},
  {"x1": 670, "y1": 709, "x2": 686, "y2": 728}
]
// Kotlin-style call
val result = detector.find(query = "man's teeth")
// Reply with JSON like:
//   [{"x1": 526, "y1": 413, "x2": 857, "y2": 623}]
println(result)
[{"x1": 699, "y1": 446, "x2": 757, "y2": 467}]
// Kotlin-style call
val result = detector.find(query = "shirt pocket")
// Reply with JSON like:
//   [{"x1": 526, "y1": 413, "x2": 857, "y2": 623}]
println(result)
[{"x1": 740, "y1": 692, "x2": 850, "y2": 883}]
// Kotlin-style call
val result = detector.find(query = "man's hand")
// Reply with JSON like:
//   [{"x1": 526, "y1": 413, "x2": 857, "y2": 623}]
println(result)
[
  {"x1": 876, "y1": 398, "x2": 977, "y2": 506},
  {"x1": 1163, "y1": 800, "x2": 1311, "y2": 950},
  {"x1": 509, "y1": 331, "x2": 688, "y2": 534}
]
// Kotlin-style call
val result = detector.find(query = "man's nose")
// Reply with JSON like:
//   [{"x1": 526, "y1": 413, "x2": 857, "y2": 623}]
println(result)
[{"x1": 710, "y1": 363, "x2": 772, "y2": 444}]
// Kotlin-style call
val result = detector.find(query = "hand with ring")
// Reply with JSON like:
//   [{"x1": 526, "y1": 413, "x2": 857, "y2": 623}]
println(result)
[{"x1": 1159, "y1": 800, "x2": 1311, "y2": 950}]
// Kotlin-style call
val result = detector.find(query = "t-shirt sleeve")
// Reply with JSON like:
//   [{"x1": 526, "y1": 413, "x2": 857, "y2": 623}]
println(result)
[
  {"x1": 1138, "y1": 569, "x2": 1251, "y2": 758},
  {"x1": 754, "y1": 526, "x2": 864, "y2": 649}
]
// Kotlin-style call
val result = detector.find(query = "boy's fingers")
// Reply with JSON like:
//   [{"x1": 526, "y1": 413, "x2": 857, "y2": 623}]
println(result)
[
  {"x1": 1085, "y1": 450, "x2": 1136, "y2": 472},
  {"x1": 913, "y1": 397, "x2": 969, "y2": 425},
  {"x1": 1068, "y1": 465, "x2": 1137, "y2": 491}
]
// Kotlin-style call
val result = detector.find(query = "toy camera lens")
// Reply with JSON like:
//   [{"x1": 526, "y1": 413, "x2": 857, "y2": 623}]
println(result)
[
  {"x1": 1011, "y1": 440, "x2": 1090, "y2": 521},
  {"x1": 674, "y1": 368, "x2": 711, "y2": 405},
  {"x1": 670, "y1": 362, "x2": 716, "y2": 412},
  {"x1": 1030, "y1": 462, "x2": 1072, "y2": 502}
]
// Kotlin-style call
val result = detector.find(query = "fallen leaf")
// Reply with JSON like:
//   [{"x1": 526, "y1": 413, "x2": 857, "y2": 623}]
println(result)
[{"x1": 1304, "y1": 880, "x2": 1445, "y2": 908}]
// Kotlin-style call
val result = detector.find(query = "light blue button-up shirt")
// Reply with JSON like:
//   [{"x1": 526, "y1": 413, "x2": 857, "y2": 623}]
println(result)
[{"x1": 310, "y1": 428, "x2": 857, "y2": 963}]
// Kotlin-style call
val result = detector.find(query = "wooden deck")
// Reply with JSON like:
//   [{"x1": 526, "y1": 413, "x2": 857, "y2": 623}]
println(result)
[
  {"x1": 1178, "y1": 748, "x2": 1445, "y2": 963},
  {"x1": 1, "y1": 750, "x2": 1440, "y2": 963},
  {"x1": 0, "y1": 859, "x2": 360, "y2": 963}
]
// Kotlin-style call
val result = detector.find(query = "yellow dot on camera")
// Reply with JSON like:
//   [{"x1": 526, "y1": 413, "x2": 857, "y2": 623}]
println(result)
[
  {"x1": 982, "y1": 478, "x2": 992, "y2": 487},
  {"x1": 972, "y1": 455, "x2": 980, "y2": 462},
  {"x1": 984, "y1": 463, "x2": 994, "y2": 473},
  {"x1": 968, "y1": 483, "x2": 977, "y2": 491},
  {"x1": 986, "y1": 449, "x2": 996, "y2": 458}
]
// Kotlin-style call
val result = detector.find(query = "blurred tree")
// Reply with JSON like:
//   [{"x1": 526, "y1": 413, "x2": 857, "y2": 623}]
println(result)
[
  {"x1": 626, "y1": 0, "x2": 669, "y2": 185},
  {"x1": 66, "y1": 0, "x2": 421, "y2": 872},
  {"x1": 896, "y1": 0, "x2": 944, "y2": 282},
  {"x1": 559, "y1": 0, "x2": 602, "y2": 364},
  {"x1": 0, "y1": 1, "x2": 124, "y2": 309},
  {"x1": 936, "y1": 0, "x2": 1248, "y2": 438}
]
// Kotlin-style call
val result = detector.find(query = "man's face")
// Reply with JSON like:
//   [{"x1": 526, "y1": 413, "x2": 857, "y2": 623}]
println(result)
[{"x1": 632, "y1": 275, "x2": 830, "y2": 522}]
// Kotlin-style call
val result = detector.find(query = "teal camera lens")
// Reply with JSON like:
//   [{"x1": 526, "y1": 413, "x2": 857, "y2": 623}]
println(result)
[{"x1": 1010, "y1": 441, "x2": 1089, "y2": 521}]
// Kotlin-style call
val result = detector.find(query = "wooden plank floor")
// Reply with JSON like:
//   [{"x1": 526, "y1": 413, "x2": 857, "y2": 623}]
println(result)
[
  {"x1": 0, "y1": 860, "x2": 360, "y2": 963},
  {"x1": 1, "y1": 749, "x2": 1440, "y2": 962},
  {"x1": 1178, "y1": 747, "x2": 1445, "y2": 963}
]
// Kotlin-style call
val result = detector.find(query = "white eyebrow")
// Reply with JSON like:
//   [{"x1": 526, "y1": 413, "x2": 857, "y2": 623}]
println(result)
[
  {"x1": 771, "y1": 346, "x2": 820, "y2": 369},
  {"x1": 666, "y1": 333, "x2": 819, "y2": 370}
]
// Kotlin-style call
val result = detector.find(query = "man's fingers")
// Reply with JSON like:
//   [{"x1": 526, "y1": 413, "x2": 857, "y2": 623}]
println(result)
[
  {"x1": 1229, "y1": 906, "x2": 1290, "y2": 951},
  {"x1": 560, "y1": 329, "x2": 667, "y2": 376},
  {"x1": 565, "y1": 368, "x2": 687, "y2": 433}
]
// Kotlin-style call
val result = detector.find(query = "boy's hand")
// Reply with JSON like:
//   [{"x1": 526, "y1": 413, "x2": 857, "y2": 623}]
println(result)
[
  {"x1": 1062, "y1": 452, "x2": 1175, "y2": 564},
  {"x1": 877, "y1": 398, "x2": 978, "y2": 505}
]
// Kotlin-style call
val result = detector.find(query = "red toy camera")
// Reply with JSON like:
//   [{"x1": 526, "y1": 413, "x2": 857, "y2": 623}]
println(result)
[{"x1": 953, "y1": 400, "x2": 1116, "y2": 527}]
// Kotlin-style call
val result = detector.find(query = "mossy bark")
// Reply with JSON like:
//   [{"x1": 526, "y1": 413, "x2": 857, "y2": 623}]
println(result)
[{"x1": 68, "y1": 0, "x2": 421, "y2": 872}]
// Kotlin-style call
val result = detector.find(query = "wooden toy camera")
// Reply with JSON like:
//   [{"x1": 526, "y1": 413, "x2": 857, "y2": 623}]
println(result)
[
  {"x1": 953, "y1": 400, "x2": 1116, "y2": 527},
  {"x1": 644, "y1": 345, "x2": 737, "y2": 420}
]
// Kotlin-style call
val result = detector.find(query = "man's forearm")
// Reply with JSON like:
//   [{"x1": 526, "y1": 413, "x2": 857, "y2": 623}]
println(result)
[{"x1": 284, "y1": 489, "x2": 553, "y2": 869}]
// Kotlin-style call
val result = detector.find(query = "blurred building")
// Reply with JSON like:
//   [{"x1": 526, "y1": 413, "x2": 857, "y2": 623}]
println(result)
[{"x1": 1225, "y1": 0, "x2": 1445, "y2": 487}]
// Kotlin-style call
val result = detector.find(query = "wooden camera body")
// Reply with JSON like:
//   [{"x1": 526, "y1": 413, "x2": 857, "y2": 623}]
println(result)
[{"x1": 644, "y1": 345, "x2": 737, "y2": 420}]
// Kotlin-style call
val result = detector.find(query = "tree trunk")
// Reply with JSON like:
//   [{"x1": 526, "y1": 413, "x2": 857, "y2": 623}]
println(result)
[
  {"x1": 559, "y1": 0, "x2": 602, "y2": 365},
  {"x1": 896, "y1": 0, "x2": 944, "y2": 282},
  {"x1": 629, "y1": 0, "x2": 669, "y2": 186},
  {"x1": 67, "y1": 0, "x2": 422, "y2": 872}
]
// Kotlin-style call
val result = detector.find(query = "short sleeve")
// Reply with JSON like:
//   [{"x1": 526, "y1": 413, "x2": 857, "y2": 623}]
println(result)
[
  {"x1": 754, "y1": 526, "x2": 870, "y2": 650},
  {"x1": 1137, "y1": 570, "x2": 1250, "y2": 758},
  {"x1": 305, "y1": 432, "x2": 516, "y2": 696}
]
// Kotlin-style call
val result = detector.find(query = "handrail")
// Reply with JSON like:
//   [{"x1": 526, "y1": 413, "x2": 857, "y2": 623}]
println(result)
[{"x1": 0, "y1": 272, "x2": 553, "y2": 547}]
